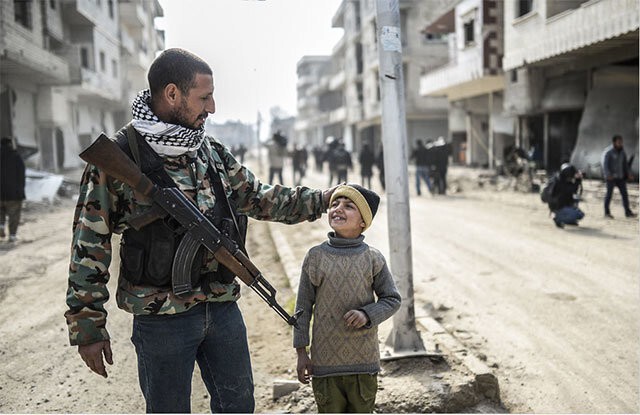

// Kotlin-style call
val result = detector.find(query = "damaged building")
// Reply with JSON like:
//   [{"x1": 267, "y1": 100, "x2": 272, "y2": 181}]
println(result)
[
  {"x1": 0, "y1": 0, "x2": 164, "y2": 172},
  {"x1": 297, "y1": 0, "x2": 638, "y2": 176}
]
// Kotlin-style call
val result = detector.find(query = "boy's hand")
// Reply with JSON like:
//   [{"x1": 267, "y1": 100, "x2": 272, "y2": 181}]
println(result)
[
  {"x1": 296, "y1": 348, "x2": 313, "y2": 384},
  {"x1": 344, "y1": 309, "x2": 369, "y2": 329}
]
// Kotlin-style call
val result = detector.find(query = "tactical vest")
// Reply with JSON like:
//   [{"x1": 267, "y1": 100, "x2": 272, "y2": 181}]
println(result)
[{"x1": 114, "y1": 125, "x2": 246, "y2": 290}]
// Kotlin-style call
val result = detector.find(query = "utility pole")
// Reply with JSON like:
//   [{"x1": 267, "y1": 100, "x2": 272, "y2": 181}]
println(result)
[
  {"x1": 256, "y1": 111, "x2": 263, "y2": 175},
  {"x1": 375, "y1": 0, "x2": 427, "y2": 358}
]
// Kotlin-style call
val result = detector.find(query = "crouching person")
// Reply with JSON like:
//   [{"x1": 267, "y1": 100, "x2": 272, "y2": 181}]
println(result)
[{"x1": 551, "y1": 163, "x2": 585, "y2": 228}]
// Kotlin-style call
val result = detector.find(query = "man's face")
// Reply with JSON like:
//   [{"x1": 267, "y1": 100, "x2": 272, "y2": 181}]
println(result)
[
  {"x1": 613, "y1": 137, "x2": 623, "y2": 150},
  {"x1": 172, "y1": 73, "x2": 215, "y2": 129}
]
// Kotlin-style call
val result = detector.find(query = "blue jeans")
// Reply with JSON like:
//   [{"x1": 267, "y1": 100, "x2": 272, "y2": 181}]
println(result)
[
  {"x1": 131, "y1": 301, "x2": 254, "y2": 413},
  {"x1": 554, "y1": 206, "x2": 585, "y2": 225},
  {"x1": 415, "y1": 166, "x2": 432, "y2": 195},
  {"x1": 604, "y1": 178, "x2": 631, "y2": 214}
]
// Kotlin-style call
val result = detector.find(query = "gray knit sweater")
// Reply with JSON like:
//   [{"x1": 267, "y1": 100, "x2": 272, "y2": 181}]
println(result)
[{"x1": 293, "y1": 232, "x2": 401, "y2": 377}]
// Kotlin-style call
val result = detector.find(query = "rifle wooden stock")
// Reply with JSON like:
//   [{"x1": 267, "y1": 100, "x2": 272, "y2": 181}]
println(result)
[
  {"x1": 78, "y1": 133, "x2": 300, "y2": 327},
  {"x1": 79, "y1": 133, "x2": 156, "y2": 197}
]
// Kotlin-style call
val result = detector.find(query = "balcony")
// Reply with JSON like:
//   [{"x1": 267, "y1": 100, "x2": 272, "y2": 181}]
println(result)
[
  {"x1": 120, "y1": 27, "x2": 135, "y2": 55},
  {"x1": 297, "y1": 75, "x2": 317, "y2": 88},
  {"x1": 61, "y1": 0, "x2": 101, "y2": 26},
  {"x1": 156, "y1": 29, "x2": 166, "y2": 50},
  {"x1": 504, "y1": 0, "x2": 640, "y2": 70},
  {"x1": 329, "y1": 106, "x2": 347, "y2": 124},
  {"x1": 0, "y1": 29, "x2": 70, "y2": 84},
  {"x1": 119, "y1": 1, "x2": 146, "y2": 28},
  {"x1": 329, "y1": 71, "x2": 346, "y2": 91},
  {"x1": 69, "y1": 67, "x2": 121, "y2": 103}
]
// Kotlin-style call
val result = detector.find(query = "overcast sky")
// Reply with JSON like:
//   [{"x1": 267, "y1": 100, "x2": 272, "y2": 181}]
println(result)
[{"x1": 156, "y1": 0, "x2": 343, "y2": 130}]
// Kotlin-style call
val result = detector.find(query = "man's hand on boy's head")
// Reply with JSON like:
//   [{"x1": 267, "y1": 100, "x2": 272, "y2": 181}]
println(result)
[
  {"x1": 344, "y1": 309, "x2": 369, "y2": 329},
  {"x1": 322, "y1": 184, "x2": 342, "y2": 210}
]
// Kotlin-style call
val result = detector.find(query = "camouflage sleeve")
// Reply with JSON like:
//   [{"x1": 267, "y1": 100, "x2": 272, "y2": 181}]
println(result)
[
  {"x1": 217, "y1": 144, "x2": 327, "y2": 224},
  {"x1": 64, "y1": 164, "x2": 121, "y2": 346}
]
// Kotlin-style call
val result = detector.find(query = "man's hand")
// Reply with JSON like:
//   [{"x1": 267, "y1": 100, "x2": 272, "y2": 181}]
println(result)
[
  {"x1": 296, "y1": 348, "x2": 313, "y2": 384},
  {"x1": 78, "y1": 340, "x2": 113, "y2": 378},
  {"x1": 344, "y1": 309, "x2": 369, "y2": 329},
  {"x1": 322, "y1": 184, "x2": 341, "y2": 210}
]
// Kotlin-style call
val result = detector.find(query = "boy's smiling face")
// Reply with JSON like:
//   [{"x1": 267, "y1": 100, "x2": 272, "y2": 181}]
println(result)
[{"x1": 329, "y1": 196, "x2": 365, "y2": 239}]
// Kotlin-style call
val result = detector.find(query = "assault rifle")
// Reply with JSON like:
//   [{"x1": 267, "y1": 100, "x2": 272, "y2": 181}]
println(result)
[{"x1": 80, "y1": 133, "x2": 301, "y2": 327}]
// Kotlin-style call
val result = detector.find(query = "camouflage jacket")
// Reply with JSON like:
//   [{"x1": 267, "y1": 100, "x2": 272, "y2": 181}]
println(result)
[{"x1": 65, "y1": 134, "x2": 326, "y2": 346}]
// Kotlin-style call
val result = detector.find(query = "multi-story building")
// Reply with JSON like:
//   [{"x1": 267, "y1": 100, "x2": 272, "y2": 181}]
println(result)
[
  {"x1": 205, "y1": 119, "x2": 255, "y2": 150},
  {"x1": 294, "y1": 55, "x2": 334, "y2": 148},
  {"x1": 0, "y1": 0, "x2": 164, "y2": 172},
  {"x1": 295, "y1": 0, "x2": 453, "y2": 156},
  {"x1": 418, "y1": 0, "x2": 639, "y2": 173},
  {"x1": 419, "y1": 0, "x2": 505, "y2": 168},
  {"x1": 502, "y1": 0, "x2": 638, "y2": 176}
]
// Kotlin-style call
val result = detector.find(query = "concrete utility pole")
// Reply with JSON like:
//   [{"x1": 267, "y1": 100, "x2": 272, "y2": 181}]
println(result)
[
  {"x1": 375, "y1": 0, "x2": 427, "y2": 358},
  {"x1": 256, "y1": 111, "x2": 263, "y2": 175}
]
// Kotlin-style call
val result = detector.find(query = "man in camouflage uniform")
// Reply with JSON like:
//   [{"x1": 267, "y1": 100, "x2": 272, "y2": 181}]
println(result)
[{"x1": 64, "y1": 48, "x2": 335, "y2": 413}]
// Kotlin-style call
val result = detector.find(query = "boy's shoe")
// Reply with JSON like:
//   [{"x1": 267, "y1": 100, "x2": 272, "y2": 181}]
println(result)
[
  {"x1": 8, "y1": 235, "x2": 17, "y2": 243},
  {"x1": 565, "y1": 222, "x2": 579, "y2": 226},
  {"x1": 604, "y1": 213, "x2": 614, "y2": 219},
  {"x1": 625, "y1": 211, "x2": 637, "y2": 218},
  {"x1": 554, "y1": 218, "x2": 564, "y2": 228}
]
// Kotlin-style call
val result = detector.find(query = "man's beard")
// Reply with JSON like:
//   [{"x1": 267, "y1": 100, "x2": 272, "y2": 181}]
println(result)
[{"x1": 170, "y1": 99, "x2": 200, "y2": 130}]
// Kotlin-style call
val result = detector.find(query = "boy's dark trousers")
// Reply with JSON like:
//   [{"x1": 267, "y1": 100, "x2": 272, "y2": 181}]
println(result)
[
  {"x1": 312, "y1": 374, "x2": 377, "y2": 413},
  {"x1": 604, "y1": 178, "x2": 632, "y2": 215}
]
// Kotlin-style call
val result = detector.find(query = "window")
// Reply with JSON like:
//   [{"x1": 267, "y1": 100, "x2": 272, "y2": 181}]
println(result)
[
  {"x1": 517, "y1": 0, "x2": 533, "y2": 17},
  {"x1": 49, "y1": 0, "x2": 56, "y2": 10},
  {"x1": 99, "y1": 51, "x2": 106, "y2": 72},
  {"x1": 80, "y1": 47, "x2": 89, "y2": 69},
  {"x1": 510, "y1": 69, "x2": 518, "y2": 83},
  {"x1": 464, "y1": 19, "x2": 475, "y2": 45},
  {"x1": 108, "y1": 0, "x2": 114, "y2": 19},
  {"x1": 111, "y1": 59, "x2": 118, "y2": 78},
  {"x1": 14, "y1": 0, "x2": 33, "y2": 29}
]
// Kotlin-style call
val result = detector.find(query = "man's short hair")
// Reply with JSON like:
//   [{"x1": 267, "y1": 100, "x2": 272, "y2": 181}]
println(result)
[
  {"x1": 612, "y1": 134, "x2": 623, "y2": 143},
  {"x1": 147, "y1": 48, "x2": 212, "y2": 97}
]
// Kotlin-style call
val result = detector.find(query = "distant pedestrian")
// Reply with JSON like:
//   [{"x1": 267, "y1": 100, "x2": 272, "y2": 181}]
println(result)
[
  {"x1": 294, "y1": 184, "x2": 401, "y2": 413},
  {"x1": 410, "y1": 139, "x2": 433, "y2": 196},
  {"x1": 433, "y1": 137, "x2": 451, "y2": 195},
  {"x1": 313, "y1": 146, "x2": 324, "y2": 173},
  {"x1": 267, "y1": 131, "x2": 288, "y2": 184},
  {"x1": 333, "y1": 141, "x2": 352, "y2": 184},
  {"x1": 358, "y1": 142, "x2": 375, "y2": 189},
  {"x1": 292, "y1": 144, "x2": 308, "y2": 186},
  {"x1": 602, "y1": 135, "x2": 637, "y2": 219},
  {"x1": 236, "y1": 143, "x2": 247, "y2": 164},
  {"x1": 376, "y1": 147, "x2": 385, "y2": 191},
  {"x1": 0, "y1": 137, "x2": 26, "y2": 243},
  {"x1": 325, "y1": 137, "x2": 339, "y2": 187},
  {"x1": 549, "y1": 163, "x2": 585, "y2": 228}
]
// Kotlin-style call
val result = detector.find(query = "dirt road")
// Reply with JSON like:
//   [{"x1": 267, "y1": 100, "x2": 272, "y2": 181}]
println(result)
[
  {"x1": 275, "y1": 166, "x2": 639, "y2": 413},
  {"x1": 1, "y1": 164, "x2": 637, "y2": 413}
]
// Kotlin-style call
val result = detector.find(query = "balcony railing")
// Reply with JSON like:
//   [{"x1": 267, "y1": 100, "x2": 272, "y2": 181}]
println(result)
[{"x1": 504, "y1": 0, "x2": 639, "y2": 70}]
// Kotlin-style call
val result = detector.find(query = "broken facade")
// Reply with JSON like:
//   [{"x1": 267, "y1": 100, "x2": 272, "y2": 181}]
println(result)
[{"x1": 0, "y1": 0, "x2": 164, "y2": 172}]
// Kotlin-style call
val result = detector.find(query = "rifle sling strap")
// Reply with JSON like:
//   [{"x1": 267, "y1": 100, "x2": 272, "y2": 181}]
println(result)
[{"x1": 124, "y1": 124, "x2": 245, "y2": 252}]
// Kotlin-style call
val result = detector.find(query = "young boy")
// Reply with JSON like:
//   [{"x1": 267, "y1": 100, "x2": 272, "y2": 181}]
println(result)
[{"x1": 293, "y1": 183, "x2": 401, "y2": 413}]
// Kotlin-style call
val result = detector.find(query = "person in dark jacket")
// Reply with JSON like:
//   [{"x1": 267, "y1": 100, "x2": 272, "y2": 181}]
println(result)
[
  {"x1": 602, "y1": 135, "x2": 636, "y2": 219},
  {"x1": 358, "y1": 142, "x2": 375, "y2": 189},
  {"x1": 332, "y1": 141, "x2": 352, "y2": 184},
  {"x1": 410, "y1": 139, "x2": 433, "y2": 196},
  {"x1": 551, "y1": 163, "x2": 585, "y2": 228},
  {"x1": 0, "y1": 137, "x2": 26, "y2": 243}
]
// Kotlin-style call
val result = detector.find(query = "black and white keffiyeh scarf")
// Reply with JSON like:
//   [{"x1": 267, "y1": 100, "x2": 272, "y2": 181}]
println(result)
[{"x1": 131, "y1": 89, "x2": 205, "y2": 157}]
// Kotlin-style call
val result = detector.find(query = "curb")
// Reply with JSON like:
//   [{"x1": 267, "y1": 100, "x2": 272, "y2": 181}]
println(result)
[{"x1": 266, "y1": 221, "x2": 501, "y2": 405}]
